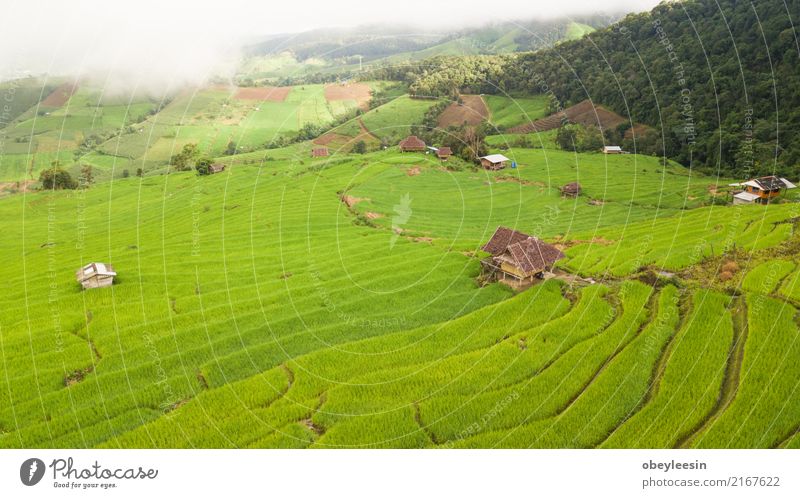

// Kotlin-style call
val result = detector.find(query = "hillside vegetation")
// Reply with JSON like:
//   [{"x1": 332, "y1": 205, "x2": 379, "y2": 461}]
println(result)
[{"x1": 372, "y1": 0, "x2": 800, "y2": 176}]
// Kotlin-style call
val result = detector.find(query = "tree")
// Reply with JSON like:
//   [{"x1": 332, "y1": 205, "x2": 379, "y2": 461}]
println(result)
[
  {"x1": 353, "y1": 140, "x2": 367, "y2": 154},
  {"x1": 79, "y1": 164, "x2": 93, "y2": 186},
  {"x1": 136, "y1": 168, "x2": 144, "y2": 177},
  {"x1": 39, "y1": 162, "x2": 77, "y2": 190},
  {"x1": 195, "y1": 157, "x2": 213, "y2": 176},
  {"x1": 556, "y1": 125, "x2": 579, "y2": 151},
  {"x1": 170, "y1": 143, "x2": 200, "y2": 171},
  {"x1": 224, "y1": 140, "x2": 237, "y2": 156},
  {"x1": 122, "y1": 169, "x2": 130, "y2": 178}
]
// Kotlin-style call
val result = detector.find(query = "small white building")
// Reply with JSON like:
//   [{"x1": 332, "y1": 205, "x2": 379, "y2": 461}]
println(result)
[
  {"x1": 76, "y1": 262, "x2": 116, "y2": 290},
  {"x1": 732, "y1": 191, "x2": 760, "y2": 205},
  {"x1": 480, "y1": 154, "x2": 511, "y2": 170},
  {"x1": 602, "y1": 145, "x2": 623, "y2": 154}
]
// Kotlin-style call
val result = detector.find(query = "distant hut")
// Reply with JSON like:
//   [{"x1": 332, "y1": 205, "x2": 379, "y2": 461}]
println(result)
[
  {"x1": 312, "y1": 147, "x2": 329, "y2": 158},
  {"x1": 399, "y1": 135, "x2": 426, "y2": 152},
  {"x1": 75, "y1": 263, "x2": 116, "y2": 290},
  {"x1": 561, "y1": 182, "x2": 582, "y2": 197},
  {"x1": 729, "y1": 176, "x2": 796, "y2": 204},
  {"x1": 480, "y1": 227, "x2": 564, "y2": 287},
  {"x1": 437, "y1": 146, "x2": 453, "y2": 161},
  {"x1": 208, "y1": 163, "x2": 226, "y2": 174},
  {"x1": 480, "y1": 154, "x2": 510, "y2": 170},
  {"x1": 602, "y1": 145, "x2": 623, "y2": 154}
]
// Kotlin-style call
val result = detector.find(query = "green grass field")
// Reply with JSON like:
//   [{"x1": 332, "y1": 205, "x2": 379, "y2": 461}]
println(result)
[
  {"x1": 1, "y1": 81, "x2": 800, "y2": 449},
  {"x1": 484, "y1": 95, "x2": 549, "y2": 129}
]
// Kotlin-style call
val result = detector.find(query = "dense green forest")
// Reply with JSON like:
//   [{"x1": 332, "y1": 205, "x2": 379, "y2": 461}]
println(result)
[{"x1": 368, "y1": 0, "x2": 800, "y2": 176}]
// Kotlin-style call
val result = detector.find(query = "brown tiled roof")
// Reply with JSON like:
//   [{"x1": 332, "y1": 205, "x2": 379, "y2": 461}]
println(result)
[
  {"x1": 399, "y1": 135, "x2": 426, "y2": 149},
  {"x1": 481, "y1": 226, "x2": 533, "y2": 256},
  {"x1": 209, "y1": 163, "x2": 226, "y2": 173},
  {"x1": 437, "y1": 146, "x2": 452, "y2": 157},
  {"x1": 504, "y1": 238, "x2": 564, "y2": 273},
  {"x1": 482, "y1": 226, "x2": 564, "y2": 273},
  {"x1": 312, "y1": 147, "x2": 329, "y2": 157},
  {"x1": 561, "y1": 182, "x2": 581, "y2": 194}
]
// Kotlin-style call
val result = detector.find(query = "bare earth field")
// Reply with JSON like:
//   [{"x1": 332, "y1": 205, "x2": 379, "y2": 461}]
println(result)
[
  {"x1": 233, "y1": 86, "x2": 292, "y2": 102},
  {"x1": 324, "y1": 82, "x2": 372, "y2": 110},
  {"x1": 40, "y1": 83, "x2": 78, "y2": 107},
  {"x1": 437, "y1": 94, "x2": 490, "y2": 127}
]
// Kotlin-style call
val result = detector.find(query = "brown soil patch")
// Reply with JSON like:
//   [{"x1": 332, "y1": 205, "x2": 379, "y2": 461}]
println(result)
[
  {"x1": 437, "y1": 95, "x2": 490, "y2": 128},
  {"x1": 510, "y1": 99, "x2": 649, "y2": 136},
  {"x1": 365, "y1": 212, "x2": 383, "y2": 220},
  {"x1": 313, "y1": 133, "x2": 346, "y2": 146},
  {"x1": 407, "y1": 166, "x2": 421, "y2": 176},
  {"x1": 414, "y1": 237, "x2": 434, "y2": 243},
  {"x1": 324, "y1": 83, "x2": 372, "y2": 110},
  {"x1": 0, "y1": 180, "x2": 34, "y2": 194},
  {"x1": 495, "y1": 176, "x2": 543, "y2": 187},
  {"x1": 553, "y1": 236, "x2": 614, "y2": 250},
  {"x1": 41, "y1": 83, "x2": 78, "y2": 107},
  {"x1": 341, "y1": 195, "x2": 366, "y2": 208},
  {"x1": 233, "y1": 86, "x2": 292, "y2": 102}
]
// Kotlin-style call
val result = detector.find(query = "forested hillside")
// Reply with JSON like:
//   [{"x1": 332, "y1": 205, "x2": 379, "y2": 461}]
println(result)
[{"x1": 371, "y1": 0, "x2": 800, "y2": 176}]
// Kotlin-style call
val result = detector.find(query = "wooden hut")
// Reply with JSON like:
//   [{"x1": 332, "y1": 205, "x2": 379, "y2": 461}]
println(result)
[
  {"x1": 312, "y1": 147, "x2": 329, "y2": 158},
  {"x1": 75, "y1": 262, "x2": 116, "y2": 290},
  {"x1": 480, "y1": 154, "x2": 510, "y2": 170},
  {"x1": 561, "y1": 182, "x2": 582, "y2": 197},
  {"x1": 729, "y1": 176, "x2": 796, "y2": 204},
  {"x1": 480, "y1": 227, "x2": 564, "y2": 287},
  {"x1": 208, "y1": 163, "x2": 226, "y2": 174},
  {"x1": 399, "y1": 135, "x2": 426, "y2": 152},
  {"x1": 437, "y1": 146, "x2": 453, "y2": 161}
]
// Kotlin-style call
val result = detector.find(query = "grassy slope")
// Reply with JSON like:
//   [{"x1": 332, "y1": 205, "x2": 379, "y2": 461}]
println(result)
[{"x1": 484, "y1": 95, "x2": 549, "y2": 129}]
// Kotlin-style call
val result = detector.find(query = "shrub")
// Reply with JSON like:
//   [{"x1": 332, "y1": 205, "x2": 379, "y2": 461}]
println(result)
[{"x1": 38, "y1": 166, "x2": 77, "y2": 190}]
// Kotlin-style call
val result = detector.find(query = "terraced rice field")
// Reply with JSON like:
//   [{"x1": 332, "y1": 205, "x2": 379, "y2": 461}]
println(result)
[
  {"x1": 1, "y1": 142, "x2": 799, "y2": 448},
  {"x1": 1, "y1": 88, "x2": 800, "y2": 449}
]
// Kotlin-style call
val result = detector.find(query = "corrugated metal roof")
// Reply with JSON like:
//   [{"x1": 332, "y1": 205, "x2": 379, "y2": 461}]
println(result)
[
  {"x1": 733, "y1": 191, "x2": 759, "y2": 202},
  {"x1": 481, "y1": 154, "x2": 510, "y2": 163}
]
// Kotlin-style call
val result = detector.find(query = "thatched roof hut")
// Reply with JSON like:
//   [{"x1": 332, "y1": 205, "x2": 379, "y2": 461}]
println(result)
[{"x1": 399, "y1": 135, "x2": 426, "y2": 152}]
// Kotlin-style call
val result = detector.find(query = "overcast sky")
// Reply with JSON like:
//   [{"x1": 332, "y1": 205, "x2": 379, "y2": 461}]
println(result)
[{"x1": 0, "y1": 0, "x2": 662, "y2": 89}]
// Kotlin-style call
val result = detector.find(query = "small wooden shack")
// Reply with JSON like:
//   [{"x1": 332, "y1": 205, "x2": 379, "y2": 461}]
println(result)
[
  {"x1": 75, "y1": 262, "x2": 116, "y2": 290},
  {"x1": 730, "y1": 176, "x2": 796, "y2": 204},
  {"x1": 437, "y1": 146, "x2": 453, "y2": 161},
  {"x1": 399, "y1": 135, "x2": 426, "y2": 152},
  {"x1": 602, "y1": 145, "x2": 623, "y2": 154},
  {"x1": 561, "y1": 182, "x2": 582, "y2": 197},
  {"x1": 480, "y1": 227, "x2": 564, "y2": 287},
  {"x1": 312, "y1": 147, "x2": 329, "y2": 158},
  {"x1": 208, "y1": 163, "x2": 226, "y2": 174},
  {"x1": 480, "y1": 154, "x2": 510, "y2": 170}
]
